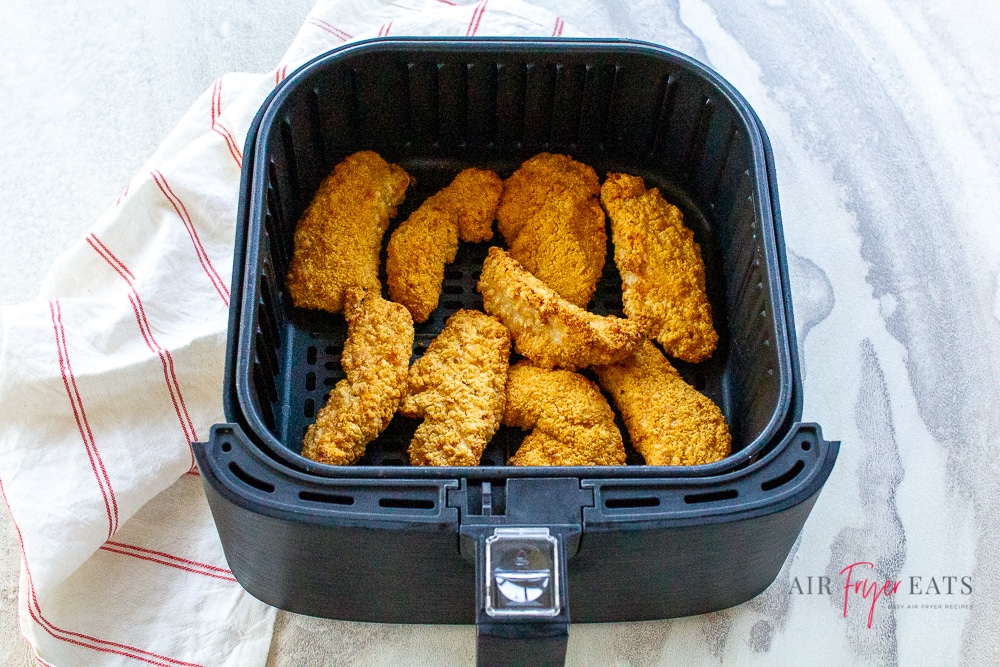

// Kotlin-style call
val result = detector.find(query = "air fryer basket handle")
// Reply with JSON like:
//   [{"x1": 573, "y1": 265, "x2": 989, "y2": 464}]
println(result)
[
  {"x1": 454, "y1": 478, "x2": 588, "y2": 666},
  {"x1": 472, "y1": 527, "x2": 572, "y2": 667}
]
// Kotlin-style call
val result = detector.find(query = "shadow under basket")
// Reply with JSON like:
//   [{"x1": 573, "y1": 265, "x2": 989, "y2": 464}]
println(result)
[{"x1": 192, "y1": 38, "x2": 838, "y2": 667}]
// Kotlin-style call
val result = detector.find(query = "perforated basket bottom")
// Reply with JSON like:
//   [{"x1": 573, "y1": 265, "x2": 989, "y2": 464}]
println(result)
[{"x1": 267, "y1": 158, "x2": 730, "y2": 467}]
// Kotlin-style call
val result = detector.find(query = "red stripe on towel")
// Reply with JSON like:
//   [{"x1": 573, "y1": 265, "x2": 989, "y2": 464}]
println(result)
[
  {"x1": 114, "y1": 183, "x2": 130, "y2": 206},
  {"x1": 99, "y1": 544, "x2": 238, "y2": 583},
  {"x1": 104, "y1": 541, "x2": 233, "y2": 575},
  {"x1": 211, "y1": 79, "x2": 221, "y2": 127},
  {"x1": 149, "y1": 169, "x2": 230, "y2": 306},
  {"x1": 0, "y1": 481, "x2": 204, "y2": 667},
  {"x1": 85, "y1": 234, "x2": 199, "y2": 462},
  {"x1": 307, "y1": 18, "x2": 352, "y2": 41},
  {"x1": 274, "y1": 64, "x2": 289, "y2": 86},
  {"x1": 467, "y1": 0, "x2": 489, "y2": 36},
  {"x1": 212, "y1": 124, "x2": 243, "y2": 168},
  {"x1": 49, "y1": 300, "x2": 119, "y2": 538},
  {"x1": 208, "y1": 79, "x2": 242, "y2": 167}
]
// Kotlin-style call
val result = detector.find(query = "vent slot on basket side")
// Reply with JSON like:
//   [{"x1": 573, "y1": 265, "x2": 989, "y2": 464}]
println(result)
[
  {"x1": 407, "y1": 61, "x2": 440, "y2": 145},
  {"x1": 354, "y1": 63, "x2": 409, "y2": 145},
  {"x1": 703, "y1": 123, "x2": 740, "y2": 206},
  {"x1": 300, "y1": 490, "x2": 355, "y2": 505},
  {"x1": 550, "y1": 63, "x2": 587, "y2": 148},
  {"x1": 510, "y1": 58, "x2": 615, "y2": 152},
  {"x1": 684, "y1": 488, "x2": 738, "y2": 504},
  {"x1": 264, "y1": 165, "x2": 292, "y2": 277},
  {"x1": 648, "y1": 72, "x2": 679, "y2": 156},
  {"x1": 523, "y1": 62, "x2": 556, "y2": 148},
  {"x1": 496, "y1": 61, "x2": 527, "y2": 147},
  {"x1": 648, "y1": 73, "x2": 710, "y2": 180},
  {"x1": 468, "y1": 61, "x2": 498, "y2": 146},
  {"x1": 284, "y1": 95, "x2": 331, "y2": 202},
  {"x1": 310, "y1": 68, "x2": 362, "y2": 156},
  {"x1": 251, "y1": 362, "x2": 276, "y2": 430},
  {"x1": 379, "y1": 497, "x2": 436, "y2": 510},
  {"x1": 250, "y1": 256, "x2": 283, "y2": 436},
  {"x1": 681, "y1": 96, "x2": 715, "y2": 179},
  {"x1": 257, "y1": 264, "x2": 282, "y2": 357},
  {"x1": 761, "y1": 459, "x2": 805, "y2": 492},
  {"x1": 229, "y1": 462, "x2": 276, "y2": 493},
  {"x1": 252, "y1": 327, "x2": 278, "y2": 402},
  {"x1": 254, "y1": 324, "x2": 279, "y2": 393},
  {"x1": 436, "y1": 62, "x2": 470, "y2": 147},
  {"x1": 306, "y1": 87, "x2": 326, "y2": 166},
  {"x1": 605, "y1": 496, "x2": 661, "y2": 509},
  {"x1": 278, "y1": 119, "x2": 301, "y2": 211},
  {"x1": 578, "y1": 63, "x2": 618, "y2": 149}
]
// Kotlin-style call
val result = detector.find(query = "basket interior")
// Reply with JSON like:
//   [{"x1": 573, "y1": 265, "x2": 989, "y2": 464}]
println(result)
[{"x1": 235, "y1": 40, "x2": 790, "y2": 473}]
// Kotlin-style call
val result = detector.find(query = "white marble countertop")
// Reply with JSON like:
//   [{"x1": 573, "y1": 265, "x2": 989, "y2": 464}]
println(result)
[{"x1": 2, "y1": 1, "x2": 998, "y2": 665}]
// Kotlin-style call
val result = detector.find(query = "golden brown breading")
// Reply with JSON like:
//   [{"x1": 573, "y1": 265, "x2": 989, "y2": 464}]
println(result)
[
  {"x1": 477, "y1": 246, "x2": 644, "y2": 370},
  {"x1": 301, "y1": 288, "x2": 414, "y2": 465},
  {"x1": 400, "y1": 310, "x2": 511, "y2": 466},
  {"x1": 600, "y1": 173, "x2": 718, "y2": 362},
  {"x1": 386, "y1": 200, "x2": 459, "y2": 323},
  {"x1": 286, "y1": 151, "x2": 411, "y2": 314},
  {"x1": 448, "y1": 168, "x2": 503, "y2": 243},
  {"x1": 496, "y1": 153, "x2": 606, "y2": 307},
  {"x1": 387, "y1": 168, "x2": 502, "y2": 323},
  {"x1": 595, "y1": 340, "x2": 730, "y2": 466},
  {"x1": 504, "y1": 361, "x2": 625, "y2": 466}
]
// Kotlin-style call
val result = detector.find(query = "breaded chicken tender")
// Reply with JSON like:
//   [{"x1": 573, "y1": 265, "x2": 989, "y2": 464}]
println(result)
[
  {"x1": 504, "y1": 361, "x2": 625, "y2": 466},
  {"x1": 497, "y1": 153, "x2": 606, "y2": 307},
  {"x1": 595, "y1": 340, "x2": 730, "y2": 466},
  {"x1": 301, "y1": 288, "x2": 414, "y2": 465},
  {"x1": 449, "y1": 168, "x2": 503, "y2": 243},
  {"x1": 477, "y1": 247, "x2": 644, "y2": 370},
  {"x1": 386, "y1": 198, "x2": 459, "y2": 323},
  {"x1": 387, "y1": 168, "x2": 502, "y2": 322},
  {"x1": 400, "y1": 310, "x2": 511, "y2": 466},
  {"x1": 600, "y1": 173, "x2": 718, "y2": 362},
  {"x1": 287, "y1": 151, "x2": 411, "y2": 314}
]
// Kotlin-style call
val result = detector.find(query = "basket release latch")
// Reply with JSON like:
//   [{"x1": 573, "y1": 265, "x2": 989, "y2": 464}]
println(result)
[
  {"x1": 455, "y1": 478, "x2": 590, "y2": 667},
  {"x1": 485, "y1": 527, "x2": 562, "y2": 618},
  {"x1": 474, "y1": 526, "x2": 571, "y2": 667}
]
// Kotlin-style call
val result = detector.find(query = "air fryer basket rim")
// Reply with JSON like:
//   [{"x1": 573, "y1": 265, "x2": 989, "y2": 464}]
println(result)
[{"x1": 228, "y1": 37, "x2": 800, "y2": 479}]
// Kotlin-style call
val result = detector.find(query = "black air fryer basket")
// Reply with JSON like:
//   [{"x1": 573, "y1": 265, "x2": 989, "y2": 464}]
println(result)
[{"x1": 193, "y1": 38, "x2": 838, "y2": 666}]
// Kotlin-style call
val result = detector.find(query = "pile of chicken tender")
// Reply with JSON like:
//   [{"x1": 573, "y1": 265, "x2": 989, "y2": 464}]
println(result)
[{"x1": 285, "y1": 150, "x2": 732, "y2": 468}]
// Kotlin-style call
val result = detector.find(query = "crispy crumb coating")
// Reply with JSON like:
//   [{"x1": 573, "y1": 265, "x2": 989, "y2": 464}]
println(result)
[
  {"x1": 387, "y1": 168, "x2": 502, "y2": 322},
  {"x1": 286, "y1": 151, "x2": 411, "y2": 314},
  {"x1": 449, "y1": 168, "x2": 503, "y2": 243},
  {"x1": 387, "y1": 200, "x2": 459, "y2": 323},
  {"x1": 497, "y1": 153, "x2": 606, "y2": 307},
  {"x1": 477, "y1": 247, "x2": 644, "y2": 370},
  {"x1": 504, "y1": 361, "x2": 625, "y2": 466},
  {"x1": 400, "y1": 310, "x2": 511, "y2": 466},
  {"x1": 301, "y1": 288, "x2": 414, "y2": 465},
  {"x1": 600, "y1": 173, "x2": 718, "y2": 363},
  {"x1": 595, "y1": 340, "x2": 730, "y2": 466}
]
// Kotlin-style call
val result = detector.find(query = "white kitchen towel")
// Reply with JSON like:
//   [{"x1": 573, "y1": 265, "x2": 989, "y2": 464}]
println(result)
[{"x1": 0, "y1": 1, "x2": 583, "y2": 664}]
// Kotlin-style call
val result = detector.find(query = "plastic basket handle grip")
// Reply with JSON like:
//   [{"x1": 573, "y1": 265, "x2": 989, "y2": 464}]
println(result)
[{"x1": 474, "y1": 527, "x2": 571, "y2": 667}]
